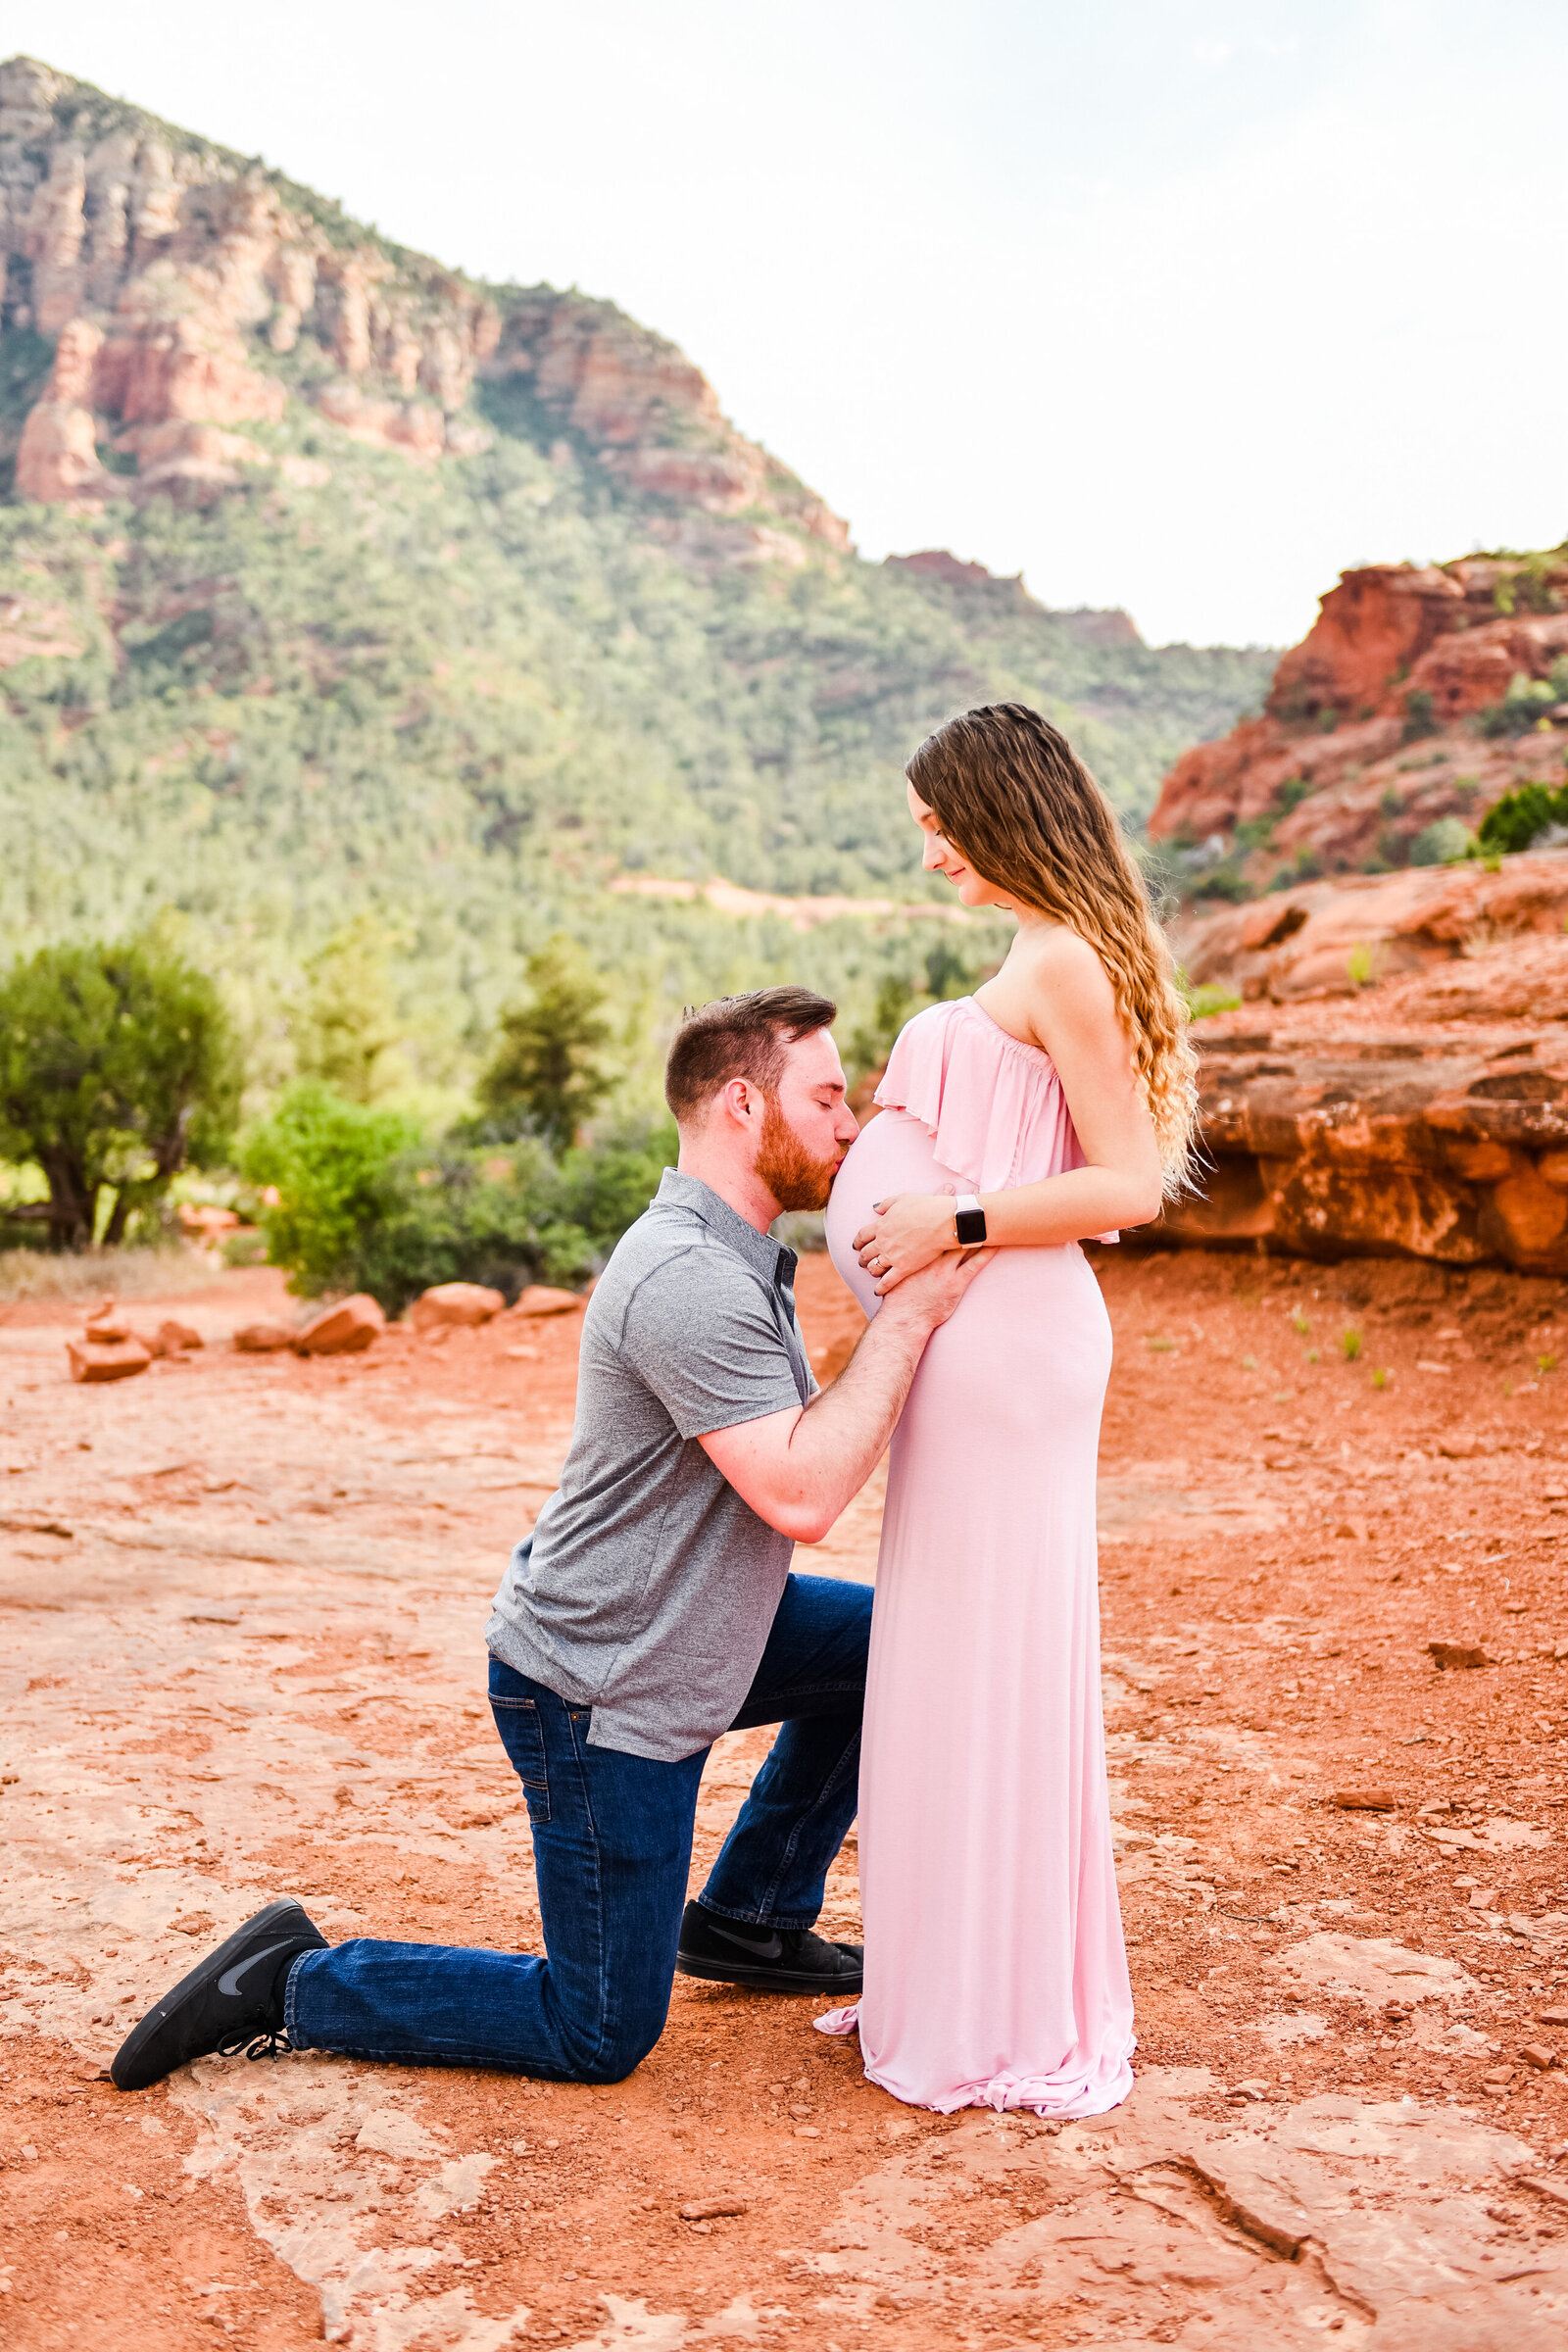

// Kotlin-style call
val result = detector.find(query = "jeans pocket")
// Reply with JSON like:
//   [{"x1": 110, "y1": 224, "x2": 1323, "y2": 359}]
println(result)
[{"x1": 491, "y1": 1694, "x2": 552, "y2": 1824}]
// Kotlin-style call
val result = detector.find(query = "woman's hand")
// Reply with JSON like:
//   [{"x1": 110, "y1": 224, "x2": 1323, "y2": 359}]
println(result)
[{"x1": 853, "y1": 1191, "x2": 959, "y2": 1294}]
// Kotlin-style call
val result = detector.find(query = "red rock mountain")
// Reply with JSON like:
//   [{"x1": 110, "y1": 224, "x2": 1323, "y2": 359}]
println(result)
[
  {"x1": 1150, "y1": 555, "x2": 1568, "y2": 882},
  {"x1": 0, "y1": 54, "x2": 848, "y2": 562}
]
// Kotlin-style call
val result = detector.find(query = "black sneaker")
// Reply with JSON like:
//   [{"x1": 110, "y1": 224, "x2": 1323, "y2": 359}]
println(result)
[
  {"x1": 111, "y1": 1897, "x2": 327, "y2": 2091},
  {"x1": 674, "y1": 1898, "x2": 862, "y2": 1996}
]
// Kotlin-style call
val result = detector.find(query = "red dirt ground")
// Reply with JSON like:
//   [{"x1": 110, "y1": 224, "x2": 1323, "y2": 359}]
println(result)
[{"x1": 2, "y1": 1246, "x2": 1566, "y2": 2349}]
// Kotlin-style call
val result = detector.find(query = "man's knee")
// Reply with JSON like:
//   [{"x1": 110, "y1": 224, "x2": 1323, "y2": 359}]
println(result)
[
  {"x1": 574, "y1": 2015, "x2": 663, "y2": 2084},
  {"x1": 787, "y1": 1572, "x2": 872, "y2": 1657}
]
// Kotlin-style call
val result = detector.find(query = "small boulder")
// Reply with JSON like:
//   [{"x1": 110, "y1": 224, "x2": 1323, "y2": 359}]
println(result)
[
  {"x1": 409, "y1": 1282, "x2": 505, "y2": 1336},
  {"x1": 232, "y1": 1322, "x2": 295, "y2": 1353},
  {"x1": 84, "y1": 1308, "x2": 131, "y2": 1345},
  {"x1": 510, "y1": 1285, "x2": 583, "y2": 1319},
  {"x1": 68, "y1": 1337, "x2": 151, "y2": 1384},
  {"x1": 1332, "y1": 1788, "x2": 1396, "y2": 1811},
  {"x1": 293, "y1": 1295, "x2": 385, "y2": 1355},
  {"x1": 150, "y1": 1319, "x2": 203, "y2": 1356},
  {"x1": 1428, "y1": 1641, "x2": 1492, "y2": 1670},
  {"x1": 1520, "y1": 2042, "x2": 1558, "y2": 2071}
]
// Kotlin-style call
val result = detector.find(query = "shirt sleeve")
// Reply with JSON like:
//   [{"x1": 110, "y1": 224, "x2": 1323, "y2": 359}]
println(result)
[{"x1": 617, "y1": 1250, "x2": 807, "y2": 1440}]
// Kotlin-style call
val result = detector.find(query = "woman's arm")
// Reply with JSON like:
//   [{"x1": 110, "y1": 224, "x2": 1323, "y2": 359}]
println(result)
[{"x1": 852, "y1": 930, "x2": 1165, "y2": 1293}]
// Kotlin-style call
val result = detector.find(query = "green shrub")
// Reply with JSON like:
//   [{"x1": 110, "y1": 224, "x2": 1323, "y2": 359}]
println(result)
[
  {"x1": 240, "y1": 1081, "x2": 676, "y2": 1310},
  {"x1": 1476, "y1": 781, "x2": 1568, "y2": 857},
  {"x1": 1400, "y1": 689, "x2": 1436, "y2": 743},
  {"x1": 1477, "y1": 674, "x2": 1559, "y2": 737},
  {"x1": 1408, "y1": 816, "x2": 1474, "y2": 867},
  {"x1": 1191, "y1": 861, "x2": 1253, "y2": 904},
  {"x1": 239, "y1": 1081, "x2": 421, "y2": 1296},
  {"x1": 337, "y1": 1146, "x2": 555, "y2": 1307},
  {"x1": 1183, "y1": 981, "x2": 1244, "y2": 1020}
]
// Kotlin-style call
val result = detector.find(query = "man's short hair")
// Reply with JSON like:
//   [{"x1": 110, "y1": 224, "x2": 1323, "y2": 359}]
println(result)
[{"x1": 664, "y1": 986, "x2": 838, "y2": 1124}]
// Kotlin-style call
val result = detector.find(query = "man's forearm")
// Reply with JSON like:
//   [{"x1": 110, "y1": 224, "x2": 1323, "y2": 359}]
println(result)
[{"x1": 784, "y1": 1304, "x2": 931, "y2": 1535}]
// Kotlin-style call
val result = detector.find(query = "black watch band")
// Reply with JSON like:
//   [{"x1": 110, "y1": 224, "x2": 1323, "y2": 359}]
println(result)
[{"x1": 954, "y1": 1193, "x2": 987, "y2": 1246}]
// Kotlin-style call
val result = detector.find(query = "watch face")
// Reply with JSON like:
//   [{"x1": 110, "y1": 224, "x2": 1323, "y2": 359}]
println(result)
[{"x1": 955, "y1": 1208, "x2": 987, "y2": 1245}]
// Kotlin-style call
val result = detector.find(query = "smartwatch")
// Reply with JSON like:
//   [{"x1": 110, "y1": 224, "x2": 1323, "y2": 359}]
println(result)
[{"x1": 954, "y1": 1193, "x2": 988, "y2": 1246}]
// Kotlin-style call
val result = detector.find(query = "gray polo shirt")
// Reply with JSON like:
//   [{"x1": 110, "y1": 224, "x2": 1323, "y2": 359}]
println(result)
[{"x1": 485, "y1": 1168, "x2": 815, "y2": 1761}]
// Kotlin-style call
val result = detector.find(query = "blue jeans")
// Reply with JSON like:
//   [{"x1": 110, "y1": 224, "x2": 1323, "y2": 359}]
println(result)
[{"x1": 284, "y1": 1572, "x2": 870, "y2": 2081}]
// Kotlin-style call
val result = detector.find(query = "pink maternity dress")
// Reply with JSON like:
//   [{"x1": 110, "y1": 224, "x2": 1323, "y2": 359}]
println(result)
[{"x1": 817, "y1": 995, "x2": 1135, "y2": 2116}]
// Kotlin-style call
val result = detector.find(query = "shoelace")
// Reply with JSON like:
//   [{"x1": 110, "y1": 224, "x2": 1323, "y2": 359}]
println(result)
[{"x1": 215, "y1": 2026, "x2": 287, "y2": 2063}]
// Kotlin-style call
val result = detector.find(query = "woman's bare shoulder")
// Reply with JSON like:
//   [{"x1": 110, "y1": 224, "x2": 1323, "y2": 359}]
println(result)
[
  {"x1": 1011, "y1": 924, "x2": 1116, "y2": 1009},
  {"x1": 979, "y1": 923, "x2": 1117, "y2": 1054}
]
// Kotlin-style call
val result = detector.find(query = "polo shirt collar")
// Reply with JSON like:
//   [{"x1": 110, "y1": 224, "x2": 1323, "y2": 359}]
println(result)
[{"x1": 655, "y1": 1167, "x2": 798, "y2": 1293}]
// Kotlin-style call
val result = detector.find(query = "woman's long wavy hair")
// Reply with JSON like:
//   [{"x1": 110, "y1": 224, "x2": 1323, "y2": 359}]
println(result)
[{"x1": 906, "y1": 702, "x2": 1198, "y2": 1193}]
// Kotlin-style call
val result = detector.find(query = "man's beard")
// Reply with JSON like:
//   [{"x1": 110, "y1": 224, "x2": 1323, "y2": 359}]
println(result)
[{"x1": 755, "y1": 1096, "x2": 841, "y2": 1213}]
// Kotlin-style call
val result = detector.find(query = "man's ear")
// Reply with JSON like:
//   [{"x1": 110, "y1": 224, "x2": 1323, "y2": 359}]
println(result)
[{"x1": 718, "y1": 1075, "x2": 761, "y2": 1128}]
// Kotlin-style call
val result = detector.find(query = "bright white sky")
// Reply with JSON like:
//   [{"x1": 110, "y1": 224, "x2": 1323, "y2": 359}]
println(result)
[{"x1": 11, "y1": 0, "x2": 1567, "y2": 647}]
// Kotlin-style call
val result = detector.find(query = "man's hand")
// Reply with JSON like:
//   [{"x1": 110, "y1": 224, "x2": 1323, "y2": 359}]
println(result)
[
  {"x1": 699, "y1": 1249, "x2": 991, "y2": 1544},
  {"x1": 873, "y1": 1241, "x2": 992, "y2": 1319}
]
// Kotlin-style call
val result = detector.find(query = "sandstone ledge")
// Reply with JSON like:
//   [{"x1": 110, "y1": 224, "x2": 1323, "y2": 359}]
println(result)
[{"x1": 1162, "y1": 1023, "x2": 1568, "y2": 1272}]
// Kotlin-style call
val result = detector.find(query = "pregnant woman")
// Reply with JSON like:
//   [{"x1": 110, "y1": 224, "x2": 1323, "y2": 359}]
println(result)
[{"x1": 818, "y1": 702, "x2": 1197, "y2": 2116}]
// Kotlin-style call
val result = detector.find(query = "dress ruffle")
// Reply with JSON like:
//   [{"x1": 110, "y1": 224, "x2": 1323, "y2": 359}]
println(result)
[
  {"x1": 874, "y1": 998, "x2": 1117, "y2": 1242},
  {"x1": 814, "y1": 2004, "x2": 1134, "y2": 2120}
]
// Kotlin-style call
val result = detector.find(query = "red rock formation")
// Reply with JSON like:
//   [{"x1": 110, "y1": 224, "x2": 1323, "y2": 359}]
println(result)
[
  {"x1": 1173, "y1": 852, "x2": 1568, "y2": 1004},
  {"x1": 1, "y1": 54, "x2": 850, "y2": 560},
  {"x1": 1166, "y1": 1015, "x2": 1568, "y2": 1274},
  {"x1": 883, "y1": 553, "x2": 1141, "y2": 642},
  {"x1": 886, "y1": 550, "x2": 997, "y2": 588},
  {"x1": 14, "y1": 315, "x2": 107, "y2": 502},
  {"x1": 1155, "y1": 852, "x2": 1568, "y2": 1274},
  {"x1": 488, "y1": 291, "x2": 850, "y2": 553},
  {"x1": 1152, "y1": 556, "x2": 1568, "y2": 873}
]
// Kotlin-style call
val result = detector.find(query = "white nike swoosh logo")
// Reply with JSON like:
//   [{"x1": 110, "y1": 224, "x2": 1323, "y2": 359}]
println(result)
[{"x1": 217, "y1": 1939, "x2": 297, "y2": 1998}]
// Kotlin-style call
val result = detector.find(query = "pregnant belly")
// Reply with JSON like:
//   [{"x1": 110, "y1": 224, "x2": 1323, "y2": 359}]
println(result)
[
  {"x1": 824, "y1": 1109, "x2": 1113, "y2": 1428},
  {"x1": 824, "y1": 1109, "x2": 956, "y2": 1319}
]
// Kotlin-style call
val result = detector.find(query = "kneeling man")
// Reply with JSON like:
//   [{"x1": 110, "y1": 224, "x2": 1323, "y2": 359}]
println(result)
[{"x1": 115, "y1": 986, "x2": 981, "y2": 2089}]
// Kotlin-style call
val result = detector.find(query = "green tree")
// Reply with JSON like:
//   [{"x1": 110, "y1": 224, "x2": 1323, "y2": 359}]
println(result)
[
  {"x1": 294, "y1": 915, "x2": 404, "y2": 1104},
  {"x1": 476, "y1": 938, "x2": 613, "y2": 1153},
  {"x1": 0, "y1": 937, "x2": 239, "y2": 1250}
]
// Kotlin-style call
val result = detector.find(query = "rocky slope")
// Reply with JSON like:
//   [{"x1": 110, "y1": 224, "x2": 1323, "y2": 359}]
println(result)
[{"x1": 1151, "y1": 554, "x2": 1568, "y2": 889}]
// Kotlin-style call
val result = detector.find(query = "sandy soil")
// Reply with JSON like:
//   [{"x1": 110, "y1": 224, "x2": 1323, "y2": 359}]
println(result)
[{"x1": 2, "y1": 1246, "x2": 1567, "y2": 2350}]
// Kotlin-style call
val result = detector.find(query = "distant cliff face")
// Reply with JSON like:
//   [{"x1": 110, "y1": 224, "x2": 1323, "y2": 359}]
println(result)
[
  {"x1": 881, "y1": 549, "x2": 1142, "y2": 647},
  {"x1": 0, "y1": 54, "x2": 848, "y2": 559},
  {"x1": 1150, "y1": 554, "x2": 1568, "y2": 886}
]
